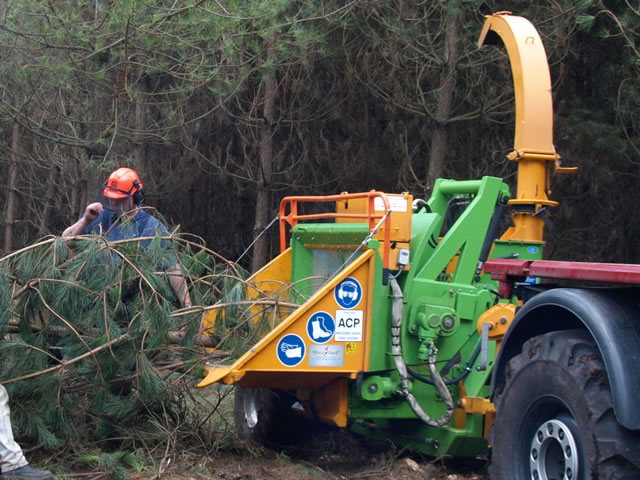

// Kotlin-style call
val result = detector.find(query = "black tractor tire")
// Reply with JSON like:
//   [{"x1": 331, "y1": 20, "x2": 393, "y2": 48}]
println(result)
[
  {"x1": 489, "y1": 330, "x2": 640, "y2": 480},
  {"x1": 234, "y1": 386, "x2": 304, "y2": 447}
]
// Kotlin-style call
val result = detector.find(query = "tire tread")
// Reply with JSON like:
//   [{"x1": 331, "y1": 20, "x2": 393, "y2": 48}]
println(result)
[{"x1": 489, "y1": 330, "x2": 640, "y2": 479}]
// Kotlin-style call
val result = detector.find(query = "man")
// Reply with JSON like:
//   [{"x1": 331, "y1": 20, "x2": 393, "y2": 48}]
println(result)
[
  {"x1": 62, "y1": 167, "x2": 192, "y2": 307},
  {"x1": 0, "y1": 385, "x2": 53, "y2": 479}
]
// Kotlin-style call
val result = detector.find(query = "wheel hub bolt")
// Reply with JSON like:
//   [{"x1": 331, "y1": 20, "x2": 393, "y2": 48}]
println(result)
[
  {"x1": 531, "y1": 449, "x2": 538, "y2": 460},
  {"x1": 567, "y1": 468, "x2": 573, "y2": 479},
  {"x1": 547, "y1": 423, "x2": 554, "y2": 434}
]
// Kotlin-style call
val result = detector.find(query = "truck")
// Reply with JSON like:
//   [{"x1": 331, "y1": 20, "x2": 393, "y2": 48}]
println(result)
[{"x1": 198, "y1": 13, "x2": 640, "y2": 480}]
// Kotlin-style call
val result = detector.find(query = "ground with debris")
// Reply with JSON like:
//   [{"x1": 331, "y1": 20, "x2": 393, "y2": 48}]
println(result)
[{"x1": 128, "y1": 428, "x2": 487, "y2": 480}]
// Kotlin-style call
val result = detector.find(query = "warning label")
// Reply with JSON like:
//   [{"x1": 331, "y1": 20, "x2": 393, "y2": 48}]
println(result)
[
  {"x1": 335, "y1": 309, "x2": 364, "y2": 342},
  {"x1": 374, "y1": 195, "x2": 407, "y2": 212}
]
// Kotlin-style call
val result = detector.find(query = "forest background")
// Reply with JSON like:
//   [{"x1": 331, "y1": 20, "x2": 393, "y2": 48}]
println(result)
[
  {"x1": 0, "y1": 1, "x2": 638, "y2": 477},
  {"x1": 1, "y1": 0, "x2": 639, "y2": 270}
]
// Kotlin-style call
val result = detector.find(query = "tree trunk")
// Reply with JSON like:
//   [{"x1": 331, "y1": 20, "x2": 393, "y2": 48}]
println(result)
[
  {"x1": 4, "y1": 121, "x2": 22, "y2": 253},
  {"x1": 78, "y1": 153, "x2": 89, "y2": 215},
  {"x1": 38, "y1": 163, "x2": 59, "y2": 237},
  {"x1": 251, "y1": 38, "x2": 278, "y2": 273},
  {"x1": 426, "y1": 9, "x2": 460, "y2": 192},
  {"x1": 134, "y1": 68, "x2": 148, "y2": 180}
]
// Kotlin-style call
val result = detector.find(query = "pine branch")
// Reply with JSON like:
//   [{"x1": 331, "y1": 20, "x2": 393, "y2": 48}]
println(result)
[
  {"x1": 0, "y1": 229, "x2": 285, "y2": 464},
  {"x1": 30, "y1": 285, "x2": 105, "y2": 381},
  {"x1": 6, "y1": 320, "x2": 220, "y2": 349},
  {"x1": 0, "y1": 334, "x2": 127, "y2": 385}
]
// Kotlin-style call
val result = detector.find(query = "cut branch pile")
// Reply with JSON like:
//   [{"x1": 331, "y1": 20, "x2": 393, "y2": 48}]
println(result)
[{"x1": 0, "y1": 231, "x2": 277, "y2": 477}]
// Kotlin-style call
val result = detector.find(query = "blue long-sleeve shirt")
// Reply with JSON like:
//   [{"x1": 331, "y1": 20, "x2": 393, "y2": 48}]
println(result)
[{"x1": 85, "y1": 209, "x2": 169, "y2": 248}]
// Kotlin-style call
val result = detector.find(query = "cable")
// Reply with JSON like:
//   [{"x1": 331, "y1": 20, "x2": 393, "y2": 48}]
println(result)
[
  {"x1": 235, "y1": 214, "x2": 279, "y2": 264},
  {"x1": 491, "y1": 149, "x2": 513, "y2": 165},
  {"x1": 326, "y1": 209, "x2": 392, "y2": 284}
]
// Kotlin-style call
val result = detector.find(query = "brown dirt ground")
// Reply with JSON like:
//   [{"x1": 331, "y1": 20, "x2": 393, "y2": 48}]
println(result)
[{"x1": 129, "y1": 428, "x2": 487, "y2": 480}]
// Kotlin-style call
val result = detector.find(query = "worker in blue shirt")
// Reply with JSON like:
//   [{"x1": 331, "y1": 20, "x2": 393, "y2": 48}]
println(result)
[{"x1": 62, "y1": 167, "x2": 192, "y2": 308}]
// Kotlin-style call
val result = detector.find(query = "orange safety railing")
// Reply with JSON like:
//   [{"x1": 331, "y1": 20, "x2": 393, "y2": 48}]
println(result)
[{"x1": 279, "y1": 191, "x2": 392, "y2": 272}]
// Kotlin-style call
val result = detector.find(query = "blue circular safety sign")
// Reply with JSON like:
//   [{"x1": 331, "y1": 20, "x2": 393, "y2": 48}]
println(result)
[
  {"x1": 306, "y1": 311, "x2": 335, "y2": 344},
  {"x1": 276, "y1": 334, "x2": 306, "y2": 367},
  {"x1": 334, "y1": 277, "x2": 362, "y2": 309}
]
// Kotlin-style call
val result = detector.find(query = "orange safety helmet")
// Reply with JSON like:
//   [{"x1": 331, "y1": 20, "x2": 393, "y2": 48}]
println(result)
[{"x1": 103, "y1": 168, "x2": 144, "y2": 204}]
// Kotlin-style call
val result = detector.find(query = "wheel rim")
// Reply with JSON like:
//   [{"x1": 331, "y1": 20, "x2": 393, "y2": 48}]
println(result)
[
  {"x1": 529, "y1": 418, "x2": 579, "y2": 480},
  {"x1": 242, "y1": 389, "x2": 260, "y2": 429}
]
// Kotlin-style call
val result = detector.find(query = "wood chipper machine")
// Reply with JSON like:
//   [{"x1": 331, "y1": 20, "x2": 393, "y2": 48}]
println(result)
[{"x1": 198, "y1": 13, "x2": 640, "y2": 480}]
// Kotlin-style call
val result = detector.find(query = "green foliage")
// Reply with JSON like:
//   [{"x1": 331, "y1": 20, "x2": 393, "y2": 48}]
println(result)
[
  {"x1": 78, "y1": 450, "x2": 142, "y2": 480},
  {"x1": 0, "y1": 229, "x2": 256, "y2": 474},
  {"x1": 576, "y1": 14, "x2": 595, "y2": 29}
]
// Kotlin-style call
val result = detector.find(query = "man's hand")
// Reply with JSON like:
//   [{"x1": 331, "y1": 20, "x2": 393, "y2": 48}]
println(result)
[
  {"x1": 62, "y1": 202, "x2": 103, "y2": 237},
  {"x1": 84, "y1": 202, "x2": 103, "y2": 222},
  {"x1": 168, "y1": 264, "x2": 192, "y2": 308}
]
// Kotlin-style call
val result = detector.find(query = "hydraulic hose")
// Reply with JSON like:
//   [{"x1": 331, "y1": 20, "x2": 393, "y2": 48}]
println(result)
[
  {"x1": 389, "y1": 277, "x2": 454, "y2": 428},
  {"x1": 406, "y1": 343, "x2": 481, "y2": 386},
  {"x1": 475, "y1": 194, "x2": 509, "y2": 280}
]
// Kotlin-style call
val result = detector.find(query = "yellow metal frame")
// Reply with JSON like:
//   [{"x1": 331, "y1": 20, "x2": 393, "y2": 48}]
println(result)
[
  {"x1": 297, "y1": 377, "x2": 350, "y2": 427},
  {"x1": 199, "y1": 192, "x2": 411, "y2": 427},
  {"x1": 454, "y1": 381, "x2": 496, "y2": 439},
  {"x1": 198, "y1": 248, "x2": 376, "y2": 390}
]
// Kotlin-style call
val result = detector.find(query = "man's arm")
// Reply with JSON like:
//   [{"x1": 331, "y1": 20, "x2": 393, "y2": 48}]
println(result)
[
  {"x1": 62, "y1": 202, "x2": 103, "y2": 237},
  {"x1": 168, "y1": 265, "x2": 192, "y2": 307}
]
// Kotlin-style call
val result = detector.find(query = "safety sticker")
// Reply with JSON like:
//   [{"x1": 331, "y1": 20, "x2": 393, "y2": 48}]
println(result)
[
  {"x1": 334, "y1": 277, "x2": 362, "y2": 309},
  {"x1": 335, "y1": 309, "x2": 364, "y2": 342},
  {"x1": 306, "y1": 311, "x2": 335, "y2": 344},
  {"x1": 345, "y1": 342, "x2": 358, "y2": 355},
  {"x1": 276, "y1": 334, "x2": 305, "y2": 367},
  {"x1": 374, "y1": 195, "x2": 407, "y2": 212},
  {"x1": 308, "y1": 344, "x2": 345, "y2": 367}
]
